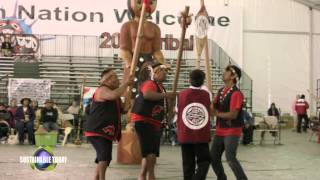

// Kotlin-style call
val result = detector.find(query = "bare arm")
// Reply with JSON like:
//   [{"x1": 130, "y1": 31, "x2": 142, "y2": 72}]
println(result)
[
  {"x1": 96, "y1": 82, "x2": 130, "y2": 101},
  {"x1": 143, "y1": 90, "x2": 166, "y2": 101},
  {"x1": 216, "y1": 109, "x2": 241, "y2": 120},
  {"x1": 121, "y1": 98, "x2": 131, "y2": 113}
]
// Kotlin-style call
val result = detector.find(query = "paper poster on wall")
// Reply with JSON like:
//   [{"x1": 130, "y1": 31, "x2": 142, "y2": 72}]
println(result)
[{"x1": 8, "y1": 78, "x2": 51, "y2": 106}]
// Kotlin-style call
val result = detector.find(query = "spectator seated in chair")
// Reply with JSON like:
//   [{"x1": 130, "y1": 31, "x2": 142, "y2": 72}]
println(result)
[
  {"x1": 15, "y1": 98, "x2": 35, "y2": 145},
  {"x1": 0, "y1": 103, "x2": 11, "y2": 141},
  {"x1": 266, "y1": 103, "x2": 280, "y2": 137},
  {"x1": 8, "y1": 99, "x2": 18, "y2": 129},
  {"x1": 37, "y1": 99, "x2": 60, "y2": 132},
  {"x1": 67, "y1": 99, "x2": 80, "y2": 128}
]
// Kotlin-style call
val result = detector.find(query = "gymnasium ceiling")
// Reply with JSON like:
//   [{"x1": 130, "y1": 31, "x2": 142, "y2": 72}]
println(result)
[{"x1": 295, "y1": 0, "x2": 320, "y2": 9}]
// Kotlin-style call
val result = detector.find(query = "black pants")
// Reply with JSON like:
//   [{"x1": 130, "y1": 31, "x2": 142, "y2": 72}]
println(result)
[
  {"x1": 297, "y1": 114, "x2": 309, "y2": 133},
  {"x1": 0, "y1": 123, "x2": 9, "y2": 139},
  {"x1": 135, "y1": 122, "x2": 161, "y2": 157},
  {"x1": 181, "y1": 143, "x2": 211, "y2": 180},
  {"x1": 87, "y1": 136, "x2": 113, "y2": 166},
  {"x1": 16, "y1": 121, "x2": 34, "y2": 144},
  {"x1": 242, "y1": 126, "x2": 254, "y2": 145},
  {"x1": 211, "y1": 136, "x2": 247, "y2": 180}
]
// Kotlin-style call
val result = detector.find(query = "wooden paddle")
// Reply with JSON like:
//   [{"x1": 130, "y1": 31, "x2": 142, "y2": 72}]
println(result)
[{"x1": 62, "y1": 127, "x2": 73, "y2": 146}]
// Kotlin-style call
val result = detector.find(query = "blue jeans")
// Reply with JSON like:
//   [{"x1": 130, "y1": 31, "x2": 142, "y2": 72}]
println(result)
[
  {"x1": 211, "y1": 135, "x2": 247, "y2": 180},
  {"x1": 16, "y1": 121, "x2": 34, "y2": 144}
]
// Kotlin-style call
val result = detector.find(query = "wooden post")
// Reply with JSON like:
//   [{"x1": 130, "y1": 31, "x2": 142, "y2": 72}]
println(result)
[
  {"x1": 117, "y1": 0, "x2": 149, "y2": 165},
  {"x1": 204, "y1": 37, "x2": 212, "y2": 92},
  {"x1": 168, "y1": 7, "x2": 191, "y2": 121},
  {"x1": 74, "y1": 75, "x2": 87, "y2": 145},
  {"x1": 129, "y1": 3, "x2": 147, "y2": 77},
  {"x1": 172, "y1": 6, "x2": 191, "y2": 93}
]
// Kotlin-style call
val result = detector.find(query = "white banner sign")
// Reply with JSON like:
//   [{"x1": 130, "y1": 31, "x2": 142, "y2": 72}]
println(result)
[
  {"x1": 8, "y1": 78, "x2": 51, "y2": 106},
  {"x1": 0, "y1": 0, "x2": 243, "y2": 65}
]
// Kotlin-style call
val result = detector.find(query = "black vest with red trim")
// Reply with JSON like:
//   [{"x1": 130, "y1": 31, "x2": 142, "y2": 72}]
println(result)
[
  {"x1": 131, "y1": 80, "x2": 166, "y2": 122},
  {"x1": 84, "y1": 88, "x2": 121, "y2": 141},
  {"x1": 177, "y1": 88, "x2": 211, "y2": 143},
  {"x1": 215, "y1": 86, "x2": 244, "y2": 128}
]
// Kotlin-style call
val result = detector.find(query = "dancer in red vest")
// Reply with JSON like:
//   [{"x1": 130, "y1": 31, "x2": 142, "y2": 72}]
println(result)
[
  {"x1": 84, "y1": 68, "x2": 133, "y2": 180},
  {"x1": 176, "y1": 69, "x2": 212, "y2": 180},
  {"x1": 131, "y1": 63, "x2": 176, "y2": 180},
  {"x1": 211, "y1": 65, "x2": 248, "y2": 180}
]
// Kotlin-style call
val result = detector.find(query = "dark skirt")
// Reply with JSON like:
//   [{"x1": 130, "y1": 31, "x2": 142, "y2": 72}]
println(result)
[
  {"x1": 135, "y1": 121, "x2": 161, "y2": 158},
  {"x1": 87, "y1": 136, "x2": 113, "y2": 165}
]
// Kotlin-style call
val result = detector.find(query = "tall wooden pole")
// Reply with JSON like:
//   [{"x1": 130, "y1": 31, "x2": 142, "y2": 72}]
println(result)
[
  {"x1": 124, "y1": 1, "x2": 148, "y2": 116},
  {"x1": 74, "y1": 75, "x2": 86, "y2": 145},
  {"x1": 167, "y1": 6, "x2": 192, "y2": 122},
  {"x1": 172, "y1": 6, "x2": 191, "y2": 93},
  {"x1": 129, "y1": 3, "x2": 147, "y2": 77},
  {"x1": 204, "y1": 37, "x2": 212, "y2": 92}
]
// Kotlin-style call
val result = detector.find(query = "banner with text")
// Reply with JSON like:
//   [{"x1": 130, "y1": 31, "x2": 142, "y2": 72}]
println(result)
[
  {"x1": 8, "y1": 78, "x2": 51, "y2": 106},
  {"x1": 0, "y1": 0, "x2": 243, "y2": 65}
]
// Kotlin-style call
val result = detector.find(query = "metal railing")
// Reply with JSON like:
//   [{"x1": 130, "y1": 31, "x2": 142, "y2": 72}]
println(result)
[{"x1": 317, "y1": 79, "x2": 320, "y2": 112}]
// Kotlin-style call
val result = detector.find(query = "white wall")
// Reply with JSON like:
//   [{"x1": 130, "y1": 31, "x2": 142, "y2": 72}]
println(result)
[
  {"x1": 205, "y1": 0, "x2": 315, "y2": 114},
  {"x1": 313, "y1": 10, "x2": 320, "y2": 102},
  {"x1": 241, "y1": 0, "x2": 314, "y2": 114},
  {"x1": 244, "y1": 33, "x2": 310, "y2": 113}
]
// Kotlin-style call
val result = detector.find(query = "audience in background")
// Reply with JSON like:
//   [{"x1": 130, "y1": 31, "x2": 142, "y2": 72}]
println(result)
[
  {"x1": 53, "y1": 102, "x2": 63, "y2": 128},
  {"x1": 8, "y1": 99, "x2": 17, "y2": 128},
  {"x1": 242, "y1": 108, "x2": 254, "y2": 145},
  {"x1": 67, "y1": 100, "x2": 80, "y2": 128},
  {"x1": 40, "y1": 100, "x2": 59, "y2": 132},
  {"x1": 32, "y1": 100, "x2": 42, "y2": 130},
  {"x1": 31, "y1": 100, "x2": 39, "y2": 112},
  {"x1": 262, "y1": 103, "x2": 280, "y2": 137},
  {"x1": 15, "y1": 98, "x2": 35, "y2": 145},
  {"x1": 295, "y1": 94, "x2": 310, "y2": 133},
  {"x1": 268, "y1": 103, "x2": 280, "y2": 120},
  {"x1": 67, "y1": 100, "x2": 80, "y2": 115},
  {"x1": 292, "y1": 95, "x2": 301, "y2": 130},
  {"x1": 0, "y1": 103, "x2": 11, "y2": 141}
]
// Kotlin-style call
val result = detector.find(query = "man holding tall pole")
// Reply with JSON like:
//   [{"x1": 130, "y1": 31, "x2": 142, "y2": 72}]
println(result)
[{"x1": 118, "y1": 0, "x2": 170, "y2": 165}]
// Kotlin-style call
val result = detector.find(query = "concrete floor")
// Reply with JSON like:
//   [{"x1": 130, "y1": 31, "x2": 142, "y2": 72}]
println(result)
[{"x1": 0, "y1": 130, "x2": 319, "y2": 180}]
